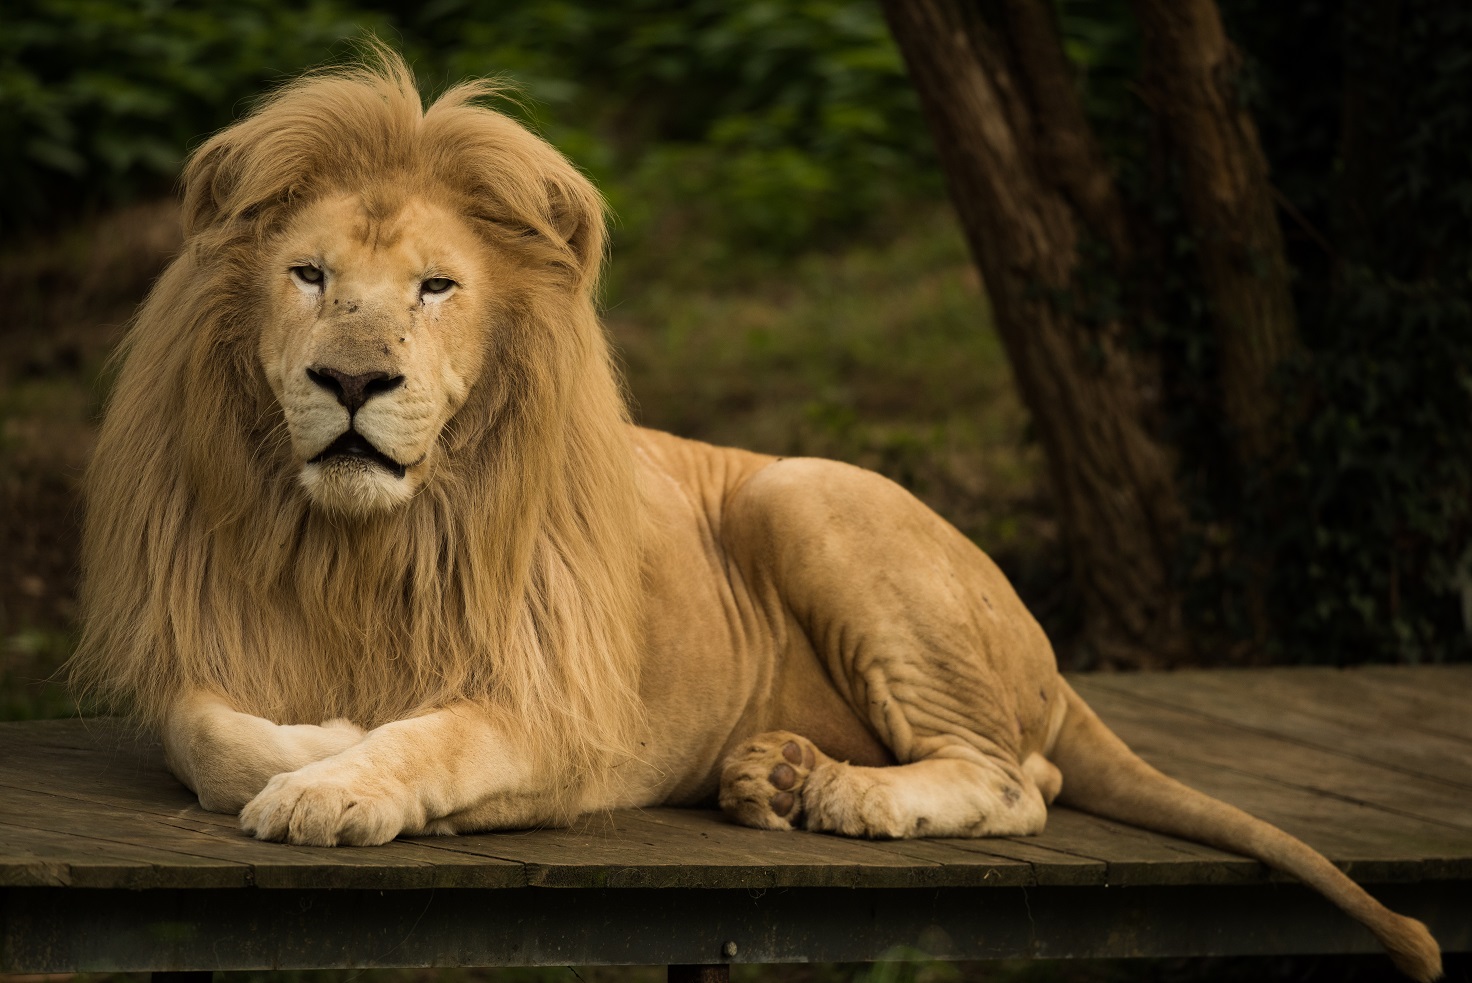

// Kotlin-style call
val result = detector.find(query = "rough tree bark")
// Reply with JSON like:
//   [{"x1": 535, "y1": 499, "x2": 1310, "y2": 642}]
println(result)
[
  {"x1": 880, "y1": 0, "x2": 1189, "y2": 667},
  {"x1": 1131, "y1": 0, "x2": 1301, "y2": 469},
  {"x1": 882, "y1": 0, "x2": 1304, "y2": 664}
]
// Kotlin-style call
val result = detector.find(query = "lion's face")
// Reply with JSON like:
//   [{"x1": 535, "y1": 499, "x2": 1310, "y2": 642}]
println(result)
[{"x1": 258, "y1": 192, "x2": 493, "y2": 515}]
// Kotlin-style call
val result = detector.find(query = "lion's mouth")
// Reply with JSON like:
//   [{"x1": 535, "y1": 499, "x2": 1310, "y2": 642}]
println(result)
[{"x1": 309, "y1": 430, "x2": 407, "y2": 478}]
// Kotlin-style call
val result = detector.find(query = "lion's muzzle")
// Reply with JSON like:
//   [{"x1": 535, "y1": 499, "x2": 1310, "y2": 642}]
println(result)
[
  {"x1": 308, "y1": 429, "x2": 408, "y2": 479},
  {"x1": 306, "y1": 365, "x2": 405, "y2": 413}
]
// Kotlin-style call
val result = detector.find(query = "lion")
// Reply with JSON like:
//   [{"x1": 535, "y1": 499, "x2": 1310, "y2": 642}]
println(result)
[{"x1": 69, "y1": 51, "x2": 1440, "y2": 981}]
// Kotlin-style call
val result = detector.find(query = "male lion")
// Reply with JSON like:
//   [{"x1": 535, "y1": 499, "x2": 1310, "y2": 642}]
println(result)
[{"x1": 72, "y1": 53, "x2": 1439, "y2": 980}]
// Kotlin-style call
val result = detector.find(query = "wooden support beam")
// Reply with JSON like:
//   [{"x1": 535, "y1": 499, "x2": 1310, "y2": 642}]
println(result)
[
  {"x1": 669, "y1": 965, "x2": 730, "y2": 983},
  {"x1": 152, "y1": 973, "x2": 212, "y2": 983}
]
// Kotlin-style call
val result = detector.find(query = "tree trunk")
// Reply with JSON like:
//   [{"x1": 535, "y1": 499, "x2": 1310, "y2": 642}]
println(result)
[
  {"x1": 880, "y1": 0, "x2": 1190, "y2": 667},
  {"x1": 1131, "y1": 0, "x2": 1301, "y2": 469}
]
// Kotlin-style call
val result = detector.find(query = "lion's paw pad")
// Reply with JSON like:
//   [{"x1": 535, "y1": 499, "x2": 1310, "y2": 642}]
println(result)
[{"x1": 718, "y1": 731, "x2": 823, "y2": 831}]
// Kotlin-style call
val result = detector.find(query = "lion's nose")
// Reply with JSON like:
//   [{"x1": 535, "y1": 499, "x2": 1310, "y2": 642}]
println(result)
[{"x1": 306, "y1": 366, "x2": 404, "y2": 413}]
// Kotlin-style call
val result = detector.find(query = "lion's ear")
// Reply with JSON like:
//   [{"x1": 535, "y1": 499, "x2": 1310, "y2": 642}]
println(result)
[
  {"x1": 181, "y1": 140, "x2": 235, "y2": 238},
  {"x1": 547, "y1": 180, "x2": 606, "y2": 289}
]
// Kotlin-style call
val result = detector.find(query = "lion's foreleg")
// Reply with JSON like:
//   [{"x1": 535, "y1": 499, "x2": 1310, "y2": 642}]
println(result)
[
  {"x1": 238, "y1": 704, "x2": 560, "y2": 846},
  {"x1": 163, "y1": 692, "x2": 367, "y2": 813}
]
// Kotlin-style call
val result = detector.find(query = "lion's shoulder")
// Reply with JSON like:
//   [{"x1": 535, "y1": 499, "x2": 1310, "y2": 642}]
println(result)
[{"x1": 632, "y1": 426, "x2": 776, "y2": 520}]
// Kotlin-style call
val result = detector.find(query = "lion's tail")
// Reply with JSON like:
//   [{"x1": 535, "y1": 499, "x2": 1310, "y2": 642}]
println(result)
[{"x1": 1047, "y1": 679, "x2": 1442, "y2": 982}]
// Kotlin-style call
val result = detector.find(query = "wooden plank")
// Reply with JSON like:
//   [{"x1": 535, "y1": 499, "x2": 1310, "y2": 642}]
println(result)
[
  {"x1": 4, "y1": 721, "x2": 989, "y2": 890},
  {"x1": 627, "y1": 807, "x2": 1037, "y2": 887},
  {"x1": 3, "y1": 669, "x2": 1469, "y2": 894},
  {"x1": 596, "y1": 807, "x2": 1116, "y2": 888},
  {"x1": 1118, "y1": 747, "x2": 1472, "y2": 881},
  {"x1": 813, "y1": 835, "x2": 1037, "y2": 886},
  {"x1": 416, "y1": 806, "x2": 1114, "y2": 890},
  {"x1": 602, "y1": 806, "x2": 945, "y2": 868},
  {"x1": 1074, "y1": 679, "x2": 1472, "y2": 879},
  {"x1": 1205, "y1": 667, "x2": 1472, "y2": 777},
  {"x1": 0, "y1": 718, "x2": 160, "y2": 769},
  {"x1": 0, "y1": 778, "x2": 525, "y2": 890},
  {"x1": 621, "y1": 801, "x2": 1116, "y2": 888},
  {"x1": 0, "y1": 672, "x2": 1469, "y2": 975},
  {"x1": 156, "y1": 812, "x2": 525, "y2": 890},
  {"x1": 1350, "y1": 665, "x2": 1472, "y2": 741},
  {"x1": 0, "y1": 794, "x2": 251, "y2": 889},
  {"x1": 0, "y1": 719, "x2": 525, "y2": 889},
  {"x1": 0, "y1": 821, "x2": 241, "y2": 889},
  {"x1": 0, "y1": 721, "x2": 192, "y2": 806},
  {"x1": 1, "y1": 720, "x2": 1088, "y2": 890},
  {"x1": 918, "y1": 809, "x2": 1274, "y2": 889},
  {"x1": 1078, "y1": 685, "x2": 1472, "y2": 830},
  {"x1": 1030, "y1": 808, "x2": 1269, "y2": 886},
  {"x1": 0, "y1": 785, "x2": 522, "y2": 890},
  {"x1": 1075, "y1": 669, "x2": 1472, "y2": 789},
  {"x1": 411, "y1": 807, "x2": 951, "y2": 889},
  {"x1": 1216, "y1": 665, "x2": 1472, "y2": 756}
]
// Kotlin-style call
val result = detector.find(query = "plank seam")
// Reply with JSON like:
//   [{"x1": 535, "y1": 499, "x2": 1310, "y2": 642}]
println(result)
[{"x1": 1086, "y1": 682, "x2": 1472, "y2": 793}]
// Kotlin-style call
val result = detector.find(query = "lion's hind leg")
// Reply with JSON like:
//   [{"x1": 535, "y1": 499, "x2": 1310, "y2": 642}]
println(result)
[
  {"x1": 720, "y1": 731, "x2": 1049, "y2": 839},
  {"x1": 1023, "y1": 751, "x2": 1063, "y2": 805}
]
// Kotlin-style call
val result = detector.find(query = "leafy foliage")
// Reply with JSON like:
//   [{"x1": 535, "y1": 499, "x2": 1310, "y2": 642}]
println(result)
[
  {"x1": 1, "y1": 0, "x2": 937, "y2": 255},
  {"x1": 382, "y1": 0, "x2": 941, "y2": 264},
  {"x1": 1245, "y1": 2, "x2": 1472, "y2": 663},
  {"x1": 0, "y1": 0, "x2": 382, "y2": 235}
]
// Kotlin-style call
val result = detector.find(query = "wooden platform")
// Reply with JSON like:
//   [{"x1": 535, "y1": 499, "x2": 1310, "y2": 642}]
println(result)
[{"x1": 1, "y1": 666, "x2": 1469, "y2": 973}]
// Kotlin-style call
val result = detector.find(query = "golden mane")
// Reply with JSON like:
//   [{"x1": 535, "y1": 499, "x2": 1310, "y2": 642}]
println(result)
[{"x1": 71, "y1": 49, "x2": 644, "y2": 806}]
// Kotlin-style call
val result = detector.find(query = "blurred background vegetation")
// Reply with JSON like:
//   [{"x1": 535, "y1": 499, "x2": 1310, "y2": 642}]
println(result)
[{"x1": 1, "y1": 0, "x2": 1468, "y2": 726}]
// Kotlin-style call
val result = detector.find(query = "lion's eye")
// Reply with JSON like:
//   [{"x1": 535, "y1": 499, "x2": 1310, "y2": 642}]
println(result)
[
  {"x1": 291, "y1": 265, "x2": 325, "y2": 286},
  {"x1": 421, "y1": 277, "x2": 456, "y2": 296}
]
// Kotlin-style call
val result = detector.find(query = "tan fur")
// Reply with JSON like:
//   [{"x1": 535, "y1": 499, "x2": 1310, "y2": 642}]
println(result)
[
  {"x1": 71, "y1": 48, "x2": 643, "y2": 815},
  {"x1": 71, "y1": 50, "x2": 1440, "y2": 982}
]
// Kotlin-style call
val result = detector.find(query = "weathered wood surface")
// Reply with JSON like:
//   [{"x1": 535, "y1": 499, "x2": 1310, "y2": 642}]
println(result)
[{"x1": 1, "y1": 666, "x2": 1469, "y2": 970}]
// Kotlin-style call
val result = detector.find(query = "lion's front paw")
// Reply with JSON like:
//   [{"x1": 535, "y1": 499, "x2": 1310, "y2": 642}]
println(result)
[
  {"x1": 240, "y1": 763, "x2": 409, "y2": 846},
  {"x1": 718, "y1": 731, "x2": 825, "y2": 831}
]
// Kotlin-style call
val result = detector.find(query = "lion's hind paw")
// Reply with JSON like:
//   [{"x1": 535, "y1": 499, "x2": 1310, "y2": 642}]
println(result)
[{"x1": 718, "y1": 731, "x2": 824, "y2": 831}]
